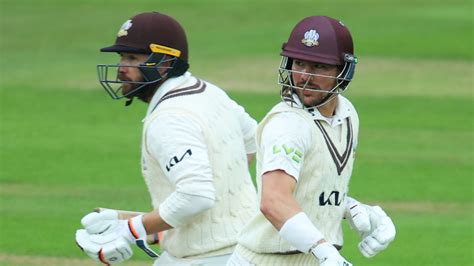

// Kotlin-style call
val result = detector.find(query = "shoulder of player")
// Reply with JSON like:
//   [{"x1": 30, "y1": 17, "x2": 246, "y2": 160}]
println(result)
[
  {"x1": 148, "y1": 111, "x2": 203, "y2": 136},
  {"x1": 338, "y1": 95, "x2": 358, "y2": 114},
  {"x1": 262, "y1": 111, "x2": 312, "y2": 137}
]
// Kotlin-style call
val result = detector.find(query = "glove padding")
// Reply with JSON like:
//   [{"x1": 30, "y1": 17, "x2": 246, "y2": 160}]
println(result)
[
  {"x1": 311, "y1": 242, "x2": 352, "y2": 266},
  {"x1": 76, "y1": 229, "x2": 133, "y2": 265},
  {"x1": 77, "y1": 213, "x2": 159, "y2": 262},
  {"x1": 81, "y1": 210, "x2": 120, "y2": 235},
  {"x1": 345, "y1": 198, "x2": 396, "y2": 257}
]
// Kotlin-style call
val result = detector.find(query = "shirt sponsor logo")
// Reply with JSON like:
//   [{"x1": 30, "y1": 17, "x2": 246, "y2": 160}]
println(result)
[
  {"x1": 166, "y1": 149, "x2": 192, "y2": 172},
  {"x1": 319, "y1": 191, "x2": 344, "y2": 206},
  {"x1": 273, "y1": 144, "x2": 303, "y2": 163}
]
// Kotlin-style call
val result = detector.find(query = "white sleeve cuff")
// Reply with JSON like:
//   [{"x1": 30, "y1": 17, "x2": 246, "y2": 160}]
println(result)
[
  {"x1": 279, "y1": 212, "x2": 324, "y2": 253},
  {"x1": 245, "y1": 137, "x2": 257, "y2": 154},
  {"x1": 159, "y1": 192, "x2": 215, "y2": 228}
]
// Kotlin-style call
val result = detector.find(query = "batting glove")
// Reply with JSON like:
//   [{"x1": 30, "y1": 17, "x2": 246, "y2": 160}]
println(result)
[
  {"x1": 77, "y1": 214, "x2": 159, "y2": 264},
  {"x1": 311, "y1": 242, "x2": 352, "y2": 266},
  {"x1": 345, "y1": 197, "x2": 396, "y2": 257},
  {"x1": 81, "y1": 209, "x2": 120, "y2": 235},
  {"x1": 76, "y1": 229, "x2": 132, "y2": 265}
]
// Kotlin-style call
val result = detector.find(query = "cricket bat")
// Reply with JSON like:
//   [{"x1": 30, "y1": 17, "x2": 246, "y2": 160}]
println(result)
[{"x1": 94, "y1": 207, "x2": 161, "y2": 245}]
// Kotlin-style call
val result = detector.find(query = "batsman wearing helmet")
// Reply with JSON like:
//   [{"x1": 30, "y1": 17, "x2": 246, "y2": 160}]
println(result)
[
  {"x1": 227, "y1": 16, "x2": 396, "y2": 265},
  {"x1": 75, "y1": 12, "x2": 258, "y2": 265}
]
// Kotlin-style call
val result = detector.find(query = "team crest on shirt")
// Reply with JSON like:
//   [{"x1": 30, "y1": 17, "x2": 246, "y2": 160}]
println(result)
[
  {"x1": 301, "y1": 29, "x2": 319, "y2": 47},
  {"x1": 117, "y1": 19, "x2": 133, "y2": 37}
]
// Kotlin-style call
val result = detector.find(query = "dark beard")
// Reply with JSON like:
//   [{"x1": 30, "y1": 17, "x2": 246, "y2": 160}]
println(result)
[
  {"x1": 136, "y1": 82, "x2": 160, "y2": 103},
  {"x1": 124, "y1": 81, "x2": 161, "y2": 103}
]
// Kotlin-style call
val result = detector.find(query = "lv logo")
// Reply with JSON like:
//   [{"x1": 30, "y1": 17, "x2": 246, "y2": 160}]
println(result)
[{"x1": 273, "y1": 144, "x2": 303, "y2": 163}]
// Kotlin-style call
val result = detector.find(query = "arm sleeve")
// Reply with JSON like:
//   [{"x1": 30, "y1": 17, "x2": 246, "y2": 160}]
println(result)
[
  {"x1": 146, "y1": 113, "x2": 215, "y2": 227},
  {"x1": 260, "y1": 112, "x2": 312, "y2": 181},
  {"x1": 159, "y1": 191, "x2": 214, "y2": 228},
  {"x1": 228, "y1": 98, "x2": 258, "y2": 154}
]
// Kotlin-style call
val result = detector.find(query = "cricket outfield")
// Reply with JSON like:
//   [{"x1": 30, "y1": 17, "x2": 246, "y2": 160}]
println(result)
[{"x1": 1, "y1": 0, "x2": 472, "y2": 265}]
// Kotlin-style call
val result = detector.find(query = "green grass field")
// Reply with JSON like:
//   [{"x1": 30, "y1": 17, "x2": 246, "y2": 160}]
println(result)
[{"x1": 1, "y1": 0, "x2": 473, "y2": 265}]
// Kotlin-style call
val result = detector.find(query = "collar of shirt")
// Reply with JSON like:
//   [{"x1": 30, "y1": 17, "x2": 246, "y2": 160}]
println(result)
[
  {"x1": 145, "y1": 71, "x2": 193, "y2": 118},
  {"x1": 290, "y1": 93, "x2": 351, "y2": 127}
]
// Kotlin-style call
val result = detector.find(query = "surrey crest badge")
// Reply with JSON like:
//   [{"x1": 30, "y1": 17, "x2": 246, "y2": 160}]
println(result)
[
  {"x1": 301, "y1": 29, "x2": 319, "y2": 47},
  {"x1": 117, "y1": 20, "x2": 133, "y2": 37}
]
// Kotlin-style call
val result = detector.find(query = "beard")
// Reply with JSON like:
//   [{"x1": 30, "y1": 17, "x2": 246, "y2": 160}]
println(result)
[
  {"x1": 125, "y1": 82, "x2": 160, "y2": 103},
  {"x1": 118, "y1": 74, "x2": 161, "y2": 103},
  {"x1": 295, "y1": 85, "x2": 323, "y2": 107}
]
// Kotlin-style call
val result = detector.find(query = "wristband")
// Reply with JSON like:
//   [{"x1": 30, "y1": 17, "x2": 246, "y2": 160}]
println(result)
[{"x1": 279, "y1": 212, "x2": 324, "y2": 253}]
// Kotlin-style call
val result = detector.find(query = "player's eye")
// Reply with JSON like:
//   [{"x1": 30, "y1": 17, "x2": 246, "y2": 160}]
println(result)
[{"x1": 294, "y1": 60, "x2": 305, "y2": 67}]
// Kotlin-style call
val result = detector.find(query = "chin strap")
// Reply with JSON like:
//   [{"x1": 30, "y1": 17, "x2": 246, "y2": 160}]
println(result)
[{"x1": 125, "y1": 98, "x2": 134, "y2": 106}]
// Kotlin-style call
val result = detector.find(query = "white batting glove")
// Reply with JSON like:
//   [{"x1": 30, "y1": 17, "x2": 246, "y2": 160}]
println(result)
[
  {"x1": 77, "y1": 214, "x2": 159, "y2": 263},
  {"x1": 345, "y1": 197, "x2": 370, "y2": 232},
  {"x1": 345, "y1": 197, "x2": 396, "y2": 257},
  {"x1": 81, "y1": 210, "x2": 120, "y2": 235},
  {"x1": 76, "y1": 229, "x2": 133, "y2": 265},
  {"x1": 311, "y1": 242, "x2": 352, "y2": 266}
]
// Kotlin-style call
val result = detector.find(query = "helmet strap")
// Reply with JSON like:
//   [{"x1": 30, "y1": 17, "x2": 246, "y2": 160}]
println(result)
[
  {"x1": 125, "y1": 98, "x2": 134, "y2": 106},
  {"x1": 168, "y1": 58, "x2": 189, "y2": 77}
]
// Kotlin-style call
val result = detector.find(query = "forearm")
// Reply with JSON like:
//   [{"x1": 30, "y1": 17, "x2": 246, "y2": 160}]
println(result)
[
  {"x1": 260, "y1": 191, "x2": 301, "y2": 230},
  {"x1": 142, "y1": 191, "x2": 214, "y2": 234},
  {"x1": 142, "y1": 210, "x2": 173, "y2": 234},
  {"x1": 260, "y1": 170, "x2": 301, "y2": 230},
  {"x1": 260, "y1": 170, "x2": 333, "y2": 256}
]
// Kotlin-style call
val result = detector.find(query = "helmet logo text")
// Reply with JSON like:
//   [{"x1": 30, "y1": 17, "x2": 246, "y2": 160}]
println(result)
[
  {"x1": 117, "y1": 20, "x2": 133, "y2": 37},
  {"x1": 301, "y1": 29, "x2": 319, "y2": 47}
]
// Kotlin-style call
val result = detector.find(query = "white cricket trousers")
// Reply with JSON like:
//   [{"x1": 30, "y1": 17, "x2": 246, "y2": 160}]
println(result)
[{"x1": 153, "y1": 251, "x2": 231, "y2": 266}]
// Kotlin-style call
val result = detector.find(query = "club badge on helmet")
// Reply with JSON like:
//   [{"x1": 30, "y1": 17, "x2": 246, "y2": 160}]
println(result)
[
  {"x1": 97, "y1": 12, "x2": 189, "y2": 105},
  {"x1": 278, "y1": 16, "x2": 357, "y2": 108}
]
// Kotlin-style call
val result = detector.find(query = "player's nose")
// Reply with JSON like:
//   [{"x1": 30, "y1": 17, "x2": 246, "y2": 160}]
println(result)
[{"x1": 299, "y1": 69, "x2": 313, "y2": 83}]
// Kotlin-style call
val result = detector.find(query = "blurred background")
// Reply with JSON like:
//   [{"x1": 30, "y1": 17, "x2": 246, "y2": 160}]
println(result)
[{"x1": 0, "y1": 0, "x2": 472, "y2": 265}]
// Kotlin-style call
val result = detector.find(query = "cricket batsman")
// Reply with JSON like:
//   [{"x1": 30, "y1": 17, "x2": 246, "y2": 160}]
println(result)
[
  {"x1": 75, "y1": 12, "x2": 258, "y2": 265},
  {"x1": 227, "y1": 16, "x2": 396, "y2": 265}
]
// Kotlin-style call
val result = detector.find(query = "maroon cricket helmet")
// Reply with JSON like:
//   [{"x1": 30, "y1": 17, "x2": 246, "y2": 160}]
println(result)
[
  {"x1": 101, "y1": 12, "x2": 188, "y2": 62},
  {"x1": 97, "y1": 12, "x2": 190, "y2": 104},
  {"x1": 281, "y1": 16, "x2": 354, "y2": 66}
]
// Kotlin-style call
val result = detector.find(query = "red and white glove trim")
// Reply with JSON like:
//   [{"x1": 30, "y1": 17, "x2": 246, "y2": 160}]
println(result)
[{"x1": 127, "y1": 215, "x2": 159, "y2": 258}]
